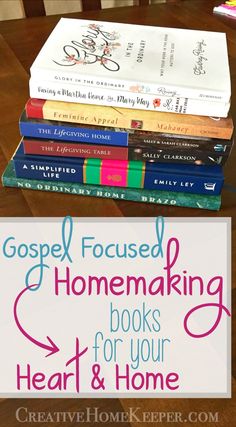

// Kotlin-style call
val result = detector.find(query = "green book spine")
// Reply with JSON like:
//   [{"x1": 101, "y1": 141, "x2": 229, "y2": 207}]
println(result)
[{"x1": 2, "y1": 161, "x2": 221, "y2": 211}]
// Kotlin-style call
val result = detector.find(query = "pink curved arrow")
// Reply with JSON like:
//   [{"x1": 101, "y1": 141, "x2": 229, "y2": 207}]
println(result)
[{"x1": 14, "y1": 284, "x2": 59, "y2": 358}]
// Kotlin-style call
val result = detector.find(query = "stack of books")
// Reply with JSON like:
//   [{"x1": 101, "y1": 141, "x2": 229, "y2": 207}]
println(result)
[{"x1": 2, "y1": 18, "x2": 234, "y2": 210}]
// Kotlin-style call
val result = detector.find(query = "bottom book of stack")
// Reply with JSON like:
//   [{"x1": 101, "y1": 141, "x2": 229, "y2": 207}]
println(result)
[{"x1": 2, "y1": 161, "x2": 221, "y2": 211}]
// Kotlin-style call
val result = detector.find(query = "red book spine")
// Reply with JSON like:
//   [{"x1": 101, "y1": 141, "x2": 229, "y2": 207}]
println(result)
[
  {"x1": 23, "y1": 139, "x2": 128, "y2": 161},
  {"x1": 25, "y1": 99, "x2": 45, "y2": 119}
]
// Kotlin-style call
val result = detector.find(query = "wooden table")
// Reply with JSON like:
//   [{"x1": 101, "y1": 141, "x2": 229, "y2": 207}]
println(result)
[{"x1": 0, "y1": 1, "x2": 235, "y2": 426}]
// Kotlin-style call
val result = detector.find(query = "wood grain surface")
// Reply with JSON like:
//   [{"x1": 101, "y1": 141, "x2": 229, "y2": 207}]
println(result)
[{"x1": 0, "y1": 1, "x2": 235, "y2": 426}]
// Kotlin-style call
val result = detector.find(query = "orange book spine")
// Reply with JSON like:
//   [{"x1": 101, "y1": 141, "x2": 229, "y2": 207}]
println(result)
[{"x1": 26, "y1": 98, "x2": 234, "y2": 140}]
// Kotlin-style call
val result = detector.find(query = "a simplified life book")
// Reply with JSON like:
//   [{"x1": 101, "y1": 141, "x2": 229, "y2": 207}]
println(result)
[{"x1": 30, "y1": 18, "x2": 231, "y2": 102}]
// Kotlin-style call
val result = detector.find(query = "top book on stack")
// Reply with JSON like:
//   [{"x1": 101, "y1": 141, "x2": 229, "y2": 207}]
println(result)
[{"x1": 29, "y1": 18, "x2": 231, "y2": 116}]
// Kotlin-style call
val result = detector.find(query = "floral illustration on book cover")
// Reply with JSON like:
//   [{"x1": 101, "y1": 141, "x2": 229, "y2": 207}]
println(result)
[{"x1": 54, "y1": 23, "x2": 121, "y2": 70}]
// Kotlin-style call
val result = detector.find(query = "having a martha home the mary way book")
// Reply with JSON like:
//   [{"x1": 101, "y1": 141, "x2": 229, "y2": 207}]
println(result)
[{"x1": 29, "y1": 18, "x2": 231, "y2": 116}]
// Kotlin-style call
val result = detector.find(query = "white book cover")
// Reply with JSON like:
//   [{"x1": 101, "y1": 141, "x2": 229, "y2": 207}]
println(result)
[{"x1": 30, "y1": 18, "x2": 231, "y2": 102}]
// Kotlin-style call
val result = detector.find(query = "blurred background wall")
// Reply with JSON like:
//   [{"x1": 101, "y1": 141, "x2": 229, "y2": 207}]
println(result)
[{"x1": 0, "y1": 0, "x2": 166, "y2": 21}]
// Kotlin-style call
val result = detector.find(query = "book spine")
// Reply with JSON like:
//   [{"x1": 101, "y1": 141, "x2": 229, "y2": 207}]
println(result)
[
  {"x1": 30, "y1": 69, "x2": 229, "y2": 102},
  {"x1": 22, "y1": 139, "x2": 228, "y2": 166},
  {"x1": 128, "y1": 133, "x2": 233, "y2": 153},
  {"x1": 129, "y1": 149, "x2": 228, "y2": 165},
  {"x1": 23, "y1": 139, "x2": 128, "y2": 161},
  {"x1": 20, "y1": 116, "x2": 233, "y2": 153},
  {"x1": 26, "y1": 99, "x2": 233, "y2": 140},
  {"x1": 29, "y1": 79, "x2": 230, "y2": 117},
  {"x1": 13, "y1": 158, "x2": 224, "y2": 195},
  {"x1": 2, "y1": 162, "x2": 221, "y2": 211},
  {"x1": 19, "y1": 120, "x2": 129, "y2": 147}
]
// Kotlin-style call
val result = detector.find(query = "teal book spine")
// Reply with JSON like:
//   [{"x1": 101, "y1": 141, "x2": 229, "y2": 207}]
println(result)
[{"x1": 2, "y1": 161, "x2": 221, "y2": 211}]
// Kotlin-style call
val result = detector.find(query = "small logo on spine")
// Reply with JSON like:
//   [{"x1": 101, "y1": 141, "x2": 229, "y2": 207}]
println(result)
[
  {"x1": 131, "y1": 120, "x2": 143, "y2": 129},
  {"x1": 214, "y1": 144, "x2": 226, "y2": 152},
  {"x1": 208, "y1": 156, "x2": 222, "y2": 165},
  {"x1": 153, "y1": 98, "x2": 161, "y2": 108},
  {"x1": 107, "y1": 175, "x2": 122, "y2": 182},
  {"x1": 204, "y1": 183, "x2": 216, "y2": 191}
]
